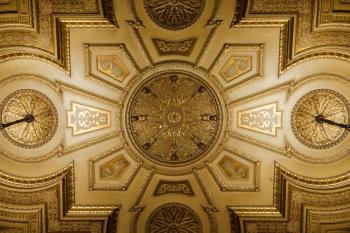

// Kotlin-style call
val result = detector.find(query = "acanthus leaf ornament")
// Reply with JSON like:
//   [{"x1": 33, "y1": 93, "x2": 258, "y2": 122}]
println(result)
[
  {"x1": 291, "y1": 89, "x2": 349, "y2": 149},
  {"x1": 126, "y1": 71, "x2": 222, "y2": 166},
  {"x1": 145, "y1": 202, "x2": 202, "y2": 233},
  {"x1": 144, "y1": 0, "x2": 205, "y2": 30},
  {"x1": 0, "y1": 89, "x2": 58, "y2": 148}
]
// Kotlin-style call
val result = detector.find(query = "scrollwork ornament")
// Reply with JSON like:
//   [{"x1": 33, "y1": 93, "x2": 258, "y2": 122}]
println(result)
[
  {"x1": 0, "y1": 89, "x2": 58, "y2": 148},
  {"x1": 291, "y1": 89, "x2": 349, "y2": 149},
  {"x1": 126, "y1": 72, "x2": 222, "y2": 166}
]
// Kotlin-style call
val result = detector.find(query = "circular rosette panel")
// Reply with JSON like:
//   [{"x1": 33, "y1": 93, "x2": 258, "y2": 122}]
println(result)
[
  {"x1": 0, "y1": 89, "x2": 58, "y2": 148},
  {"x1": 126, "y1": 72, "x2": 222, "y2": 166},
  {"x1": 144, "y1": 0, "x2": 206, "y2": 30},
  {"x1": 145, "y1": 202, "x2": 202, "y2": 233},
  {"x1": 291, "y1": 89, "x2": 349, "y2": 149}
]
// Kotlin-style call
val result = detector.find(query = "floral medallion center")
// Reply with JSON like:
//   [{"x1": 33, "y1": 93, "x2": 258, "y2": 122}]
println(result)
[{"x1": 127, "y1": 72, "x2": 222, "y2": 166}]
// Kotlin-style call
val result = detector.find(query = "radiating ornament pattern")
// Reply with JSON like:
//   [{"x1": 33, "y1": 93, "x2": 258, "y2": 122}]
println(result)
[
  {"x1": 144, "y1": 0, "x2": 205, "y2": 30},
  {"x1": 0, "y1": 89, "x2": 58, "y2": 148},
  {"x1": 145, "y1": 202, "x2": 202, "y2": 233},
  {"x1": 127, "y1": 72, "x2": 222, "y2": 166},
  {"x1": 291, "y1": 89, "x2": 349, "y2": 149}
]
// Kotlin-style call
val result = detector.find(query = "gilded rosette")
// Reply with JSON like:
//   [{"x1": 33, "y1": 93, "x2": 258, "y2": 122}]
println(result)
[
  {"x1": 145, "y1": 202, "x2": 202, "y2": 233},
  {"x1": 0, "y1": 89, "x2": 58, "y2": 148},
  {"x1": 144, "y1": 0, "x2": 205, "y2": 30},
  {"x1": 126, "y1": 72, "x2": 222, "y2": 166},
  {"x1": 291, "y1": 89, "x2": 349, "y2": 149}
]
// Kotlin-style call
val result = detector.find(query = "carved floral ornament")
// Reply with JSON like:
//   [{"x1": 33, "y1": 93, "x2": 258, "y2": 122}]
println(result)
[
  {"x1": 145, "y1": 202, "x2": 202, "y2": 233},
  {"x1": 0, "y1": 89, "x2": 58, "y2": 148},
  {"x1": 144, "y1": 0, "x2": 206, "y2": 30},
  {"x1": 126, "y1": 71, "x2": 222, "y2": 166},
  {"x1": 291, "y1": 89, "x2": 350, "y2": 149}
]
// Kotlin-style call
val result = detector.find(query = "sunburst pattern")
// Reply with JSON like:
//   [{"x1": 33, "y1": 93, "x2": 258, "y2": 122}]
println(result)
[{"x1": 0, "y1": 89, "x2": 58, "y2": 148}]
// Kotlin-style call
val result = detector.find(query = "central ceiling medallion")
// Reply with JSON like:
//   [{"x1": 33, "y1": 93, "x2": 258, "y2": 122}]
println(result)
[
  {"x1": 126, "y1": 71, "x2": 222, "y2": 166},
  {"x1": 291, "y1": 89, "x2": 349, "y2": 149},
  {"x1": 145, "y1": 202, "x2": 202, "y2": 233},
  {"x1": 144, "y1": 0, "x2": 206, "y2": 30},
  {"x1": 0, "y1": 89, "x2": 58, "y2": 148}
]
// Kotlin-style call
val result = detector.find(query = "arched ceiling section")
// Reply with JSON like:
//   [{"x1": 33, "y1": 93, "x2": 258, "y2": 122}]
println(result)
[{"x1": 0, "y1": 0, "x2": 349, "y2": 232}]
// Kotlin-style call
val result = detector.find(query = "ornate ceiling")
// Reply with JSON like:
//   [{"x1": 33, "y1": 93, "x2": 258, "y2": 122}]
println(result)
[{"x1": 0, "y1": 0, "x2": 349, "y2": 232}]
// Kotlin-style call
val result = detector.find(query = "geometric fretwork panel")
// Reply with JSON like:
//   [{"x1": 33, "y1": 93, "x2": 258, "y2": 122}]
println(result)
[
  {"x1": 227, "y1": 163, "x2": 350, "y2": 233},
  {"x1": 0, "y1": 164, "x2": 120, "y2": 233}
]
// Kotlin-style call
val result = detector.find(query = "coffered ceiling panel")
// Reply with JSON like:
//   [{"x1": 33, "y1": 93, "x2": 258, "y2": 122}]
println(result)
[{"x1": 0, "y1": 0, "x2": 349, "y2": 232}]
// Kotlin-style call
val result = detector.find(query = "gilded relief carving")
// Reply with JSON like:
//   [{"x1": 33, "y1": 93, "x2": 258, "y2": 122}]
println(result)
[
  {"x1": 67, "y1": 103, "x2": 111, "y2": 136},
  {"x1": 89, "y1": 146, "x2": 141, "y2": 191},
  {"x1": 0, "y1": 203, "x2": 44, "y2": 233},
  {"x1": 291, "y1": 89, "x2": 349, "y2": 149},
  {"x1": 100, "y1": 155, "x2": 130, "y2": 179},
  {"x1": 218, "y1": 156, "x2": 249, "y2": 180},
  {"x1": 209, "y1": 44, "x2": 264, "y2": 89},
  {"x1": 0, "y1": 0, "x2": 117, "y2": 73},
  {"x1": 0, "y1": 0, "x2": 36, "y2": 29},
  {"x1": 238, "y1": 103, "x2": 282, "y2": 136},
  {"x1": 85, "y1": 44, "x2": 139, "y2": 92},
  {"x1": 152, "y1": 38, "x2": 197, "y2": 56},
  {"x1": 316, "y1": 0, "x2": 350, "y2": 27},
  {"x1": 126, "y1": 72, "x2": 222, "y2": 166},
  {"x1": 153, "y1": 180, "x2": 194, "y2": 196},
  {"x1": 219, "y1": 56, "x2": 252, "y2": 82},
  {"x1": 144, "y1": 0, "x2": 205, "y2": 30},
  {"x1": 207, "y1": 146, "x2": 260, "y2": 192},
  {"x1": 0, "y1": 164, "x2": 120, "y2": 233},
  {"x1": 228, "y1": 74, "x2": 350, "y2": 164},
  {"x1": 0, "y1": 0, "x2": 98, "y2": 52},
  {"x1": 227, "y1": 163, "x2": 350, "y2": 233},
  {"x1": 97, "y1": 55, "x2": 130, "y2": 82},
  {"x1": 0, "y1": 89, "x2": 58, "y2": 148},
  {"x1": 232, "y1": 0, "x2": 350, "y2": 73},
  {"x1": 145, "y1": 202, "x2": 202, "y2": 233}
]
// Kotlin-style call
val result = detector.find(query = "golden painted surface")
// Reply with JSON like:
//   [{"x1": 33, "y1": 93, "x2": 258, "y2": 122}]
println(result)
[
  {"x1": 233, "y1": 0, "x2": 350, "y2": 73},
  {"x1": 316, "y1": 0, "x2": 350, "y2": 27},
  {"x1": 67, "y1": 103, "x2": 111, "y2": 135},
  {"x1": 238, "y1": 103, "x2": 282, "y2": 136},
  {"x1": 0, "y1": 89, "x2": 58, "y2": 148},
  {"x1": 0, "y1": 0, "x2": 117, "y2": 74},
  {"x1": 0, "y1": 203, "x2": 44, "y2": 232},
  {"x1": 0, "y1": 0, "x2": 35, "y2": 29},
  {"x1": 153, "y1": 180, "x2": 193, "y2": 196},
  {"x1": 97, "y1": 55, "x2": 130, "y2": 82},
  {"x1": 0, "y1": 164, "x2": 120, "y2": 233},
  {"x1": 143, "y1": 0, "x2": 205, "y2": 30},
  {"x1": 152, "y1": 38, "x2": 197, "y2": 56},
  {"x1": 219, "y1": 56, "x2": 252, "y2": 82},
  {"x1": 127, "y1": 71, "x2": 222, "y2": 166},
  {"x1": 218, "y1": 156, "x2": 249, "y2": 180},
  {"x1": 100, "y1": 155, "x2": 130, "y2": 179},
  {"x1": 146, "y1": 202, "x2": 202, "y2": 233},
  {"x1": 207, "y1": 146, "x2": 260, "y2": 192},
  {"x1": 292, "y1": 89, "x2": 349, "y2": 149},
  {"x1": 89, "y1": 146, "x2": 141, "y2": 191},
  {"x1": 0, "y1": 0, "x2": 99, "y2": 52},
  {"x1": 228, "y1": 163, "x2": 350, "y2": 233}
]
